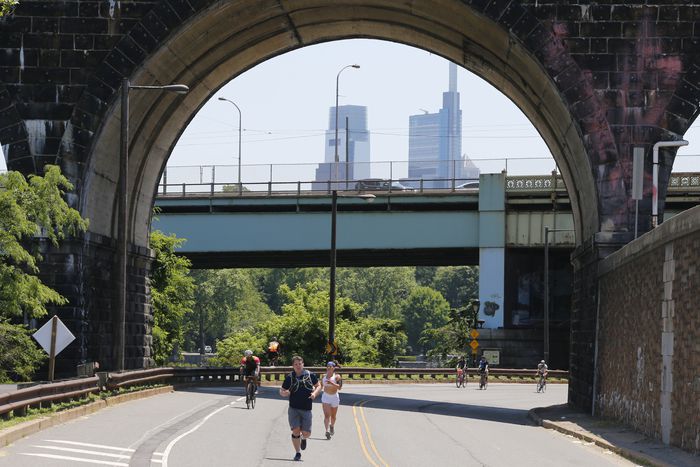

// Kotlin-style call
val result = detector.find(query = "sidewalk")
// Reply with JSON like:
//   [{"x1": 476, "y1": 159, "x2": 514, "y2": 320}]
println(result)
[{"x1": 528, "y1": 404, "x2": 698, "y2": 467}]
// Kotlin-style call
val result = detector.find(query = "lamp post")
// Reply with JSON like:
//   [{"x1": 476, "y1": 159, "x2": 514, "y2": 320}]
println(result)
[
  {"x1": 543, "y1": 227, "x2": 574, "y2": 364},
  {"x1": 117, "y1": 78, "x2": 189, "y2": 371},
  {"x1": 328, "y1": 191, "x2": 374, "y2": 357},
  {"x1": 334, "y1": 64, "x2": 360, "y2": 185},
  {"x1": 218, "y1": 97, "x2": 243, "y2": 190}
]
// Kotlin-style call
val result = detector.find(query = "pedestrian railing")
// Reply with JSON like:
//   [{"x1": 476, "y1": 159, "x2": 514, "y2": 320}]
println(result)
[{"x1": 0, "y1": 367, "x2": 568, "y2": 419}]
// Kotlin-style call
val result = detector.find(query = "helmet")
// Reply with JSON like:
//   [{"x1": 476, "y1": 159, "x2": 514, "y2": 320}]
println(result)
[
  {"x1": 244, "y1": 350, "x2": 253, "y2": 357},
  {"x1": 271, "y1": 337, "x2": 277, "y2": 341},
  {"x1": 540, "y1": 360, "x2": 545, "y2": 364}
]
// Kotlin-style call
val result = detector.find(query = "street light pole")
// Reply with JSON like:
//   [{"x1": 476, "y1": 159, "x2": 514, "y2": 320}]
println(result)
[
  {"x1": 328, "y1": 192, "x2": 375, "y2": 357},
  {"x1": 543, "y1": 227, "x2": 574, "y2": 365},
  {"x1": 218, "y1": 97, "x2": 242, "y2": 190},
  {"x1": 116, "y1": 78, "x2": 188, "y2": 371},
  {"x1": 334, "y1": 64, "x2": 360, "y2": 185}
]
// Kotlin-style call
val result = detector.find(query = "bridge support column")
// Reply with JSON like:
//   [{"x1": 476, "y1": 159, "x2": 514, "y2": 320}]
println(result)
[
  {"x1": 478, "y1": 173, "x2": 505, "y2": 329},
  {"x1": 37, "y1": 232, "x2": 154, "y2": 376}
]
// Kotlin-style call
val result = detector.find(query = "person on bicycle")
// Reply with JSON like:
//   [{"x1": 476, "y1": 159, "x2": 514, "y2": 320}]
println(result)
[
  {"x1": 268, "y1": 337, "x2": 280, "y2": 365},
  {"x1": 478, "y1": 356, "x2": 489, "y2": 375},
  {"x1": 240, "y1": 349, "x2": 261, "y2": 393},
  {"x1": 537, "y1": 360, "x2": 548, "y2": 378},
  {"x1": 456, "y1": 355, "x2": 467, "y2": 384}
]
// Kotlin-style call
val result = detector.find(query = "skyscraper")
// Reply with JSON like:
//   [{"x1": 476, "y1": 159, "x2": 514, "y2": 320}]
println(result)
[
  {"x1": 314, "y1": 105, "x2": 370, "y2": 189},
  {"x1": 408, "y1": 62, "x2": 477, "y2": 188}
]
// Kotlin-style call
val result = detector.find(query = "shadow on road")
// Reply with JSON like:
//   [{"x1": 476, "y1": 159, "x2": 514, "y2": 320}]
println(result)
[{"x1": 175, "y1": 385, "x2": 532, "y2": 427}]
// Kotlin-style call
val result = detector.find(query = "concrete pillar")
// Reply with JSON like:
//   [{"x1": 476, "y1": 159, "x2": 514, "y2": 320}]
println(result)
[{"x1": 478, "y1": 173, "x2": 505, "y2": 329}]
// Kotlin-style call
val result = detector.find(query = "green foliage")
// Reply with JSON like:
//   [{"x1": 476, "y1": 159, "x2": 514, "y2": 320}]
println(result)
[
  {"x1": 431, "y1": 266, "x2": 479, "y2": 309},
  {"x1": 214, "y1": 280, "x2": 406, "y2": 367},
  {"x1": 250, "y1": 268, "x2": 327, "y2": 313},
  {"x1": 149, "y1": 230, "x2": 195, "y2": 365},
  {"x1": 0, "y1": 0, "x2": 17, "y2": 17},
  {"x1": 400, "y1": 286, "x2": 450, "y2": 353},
  {"x1": 337, "y1": 267, "x2": 417, "y2": 319},
  {"x1": 0, "y1": 321, "x2": 46, "y2": 382},
  {"x1": 184, "y1": 269, "x2": 274, "y2": 352},
  {"x1": 0, "y1": 167, "x2": 89, "y2": 320}
]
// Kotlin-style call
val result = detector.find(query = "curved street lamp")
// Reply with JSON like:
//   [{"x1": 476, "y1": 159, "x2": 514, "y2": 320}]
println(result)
[
  {"x1": 334, "y1": 64, "x2": 360, "y2": 184},
  {"x1": 218, "y1": 97, "x2": 243, "y2": 190},
  {"x1": 117, "y1": 78, "x2": 189, "y2": 371}
]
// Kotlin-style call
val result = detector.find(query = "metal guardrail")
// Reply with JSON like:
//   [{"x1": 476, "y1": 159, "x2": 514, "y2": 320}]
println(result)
[
  {"x1": 0, "y1": 366, "x2": 568, "y2": 419},
  {"x1": 0, "y1": 376, "x2": 99, "y2": 418}
]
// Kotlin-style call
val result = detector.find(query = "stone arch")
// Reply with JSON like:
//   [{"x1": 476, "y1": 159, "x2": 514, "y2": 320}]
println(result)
[{"x1": 71, "y1": 0, "x2": 598, "y2": 248}]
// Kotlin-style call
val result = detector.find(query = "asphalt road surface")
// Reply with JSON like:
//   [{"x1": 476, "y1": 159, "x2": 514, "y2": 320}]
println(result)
[{"x1": 0, "y1": 382, "x2": 637, "y2": 466}]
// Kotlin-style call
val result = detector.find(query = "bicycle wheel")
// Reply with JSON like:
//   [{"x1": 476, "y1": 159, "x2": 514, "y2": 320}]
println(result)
[
  {"x1": 456, "y1": 375, "x2": 461, "y2": 388},
  {"x1": 246, "y1": 381, "x2": 253, "y2": 409},
  {"x1": 250, "y1": 384, "x2": 256, "y2": 409}
]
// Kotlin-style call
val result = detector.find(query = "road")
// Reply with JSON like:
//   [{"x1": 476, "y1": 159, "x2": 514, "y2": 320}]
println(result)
[{"x1": 0, "y1": 382, "x2": 635, "y2": 466}]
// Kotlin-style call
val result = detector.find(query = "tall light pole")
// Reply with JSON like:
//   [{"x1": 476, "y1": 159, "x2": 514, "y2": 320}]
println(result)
[
  {"x1": 328, "y1": 64, "x2": 360, "y2": 359},
  {"x1": 218, "y1": 97, "x2": 243, "y2": 190},
  {"x1": 117, "y1": 78, "x2": 189, "y2": 371},
  {"x1": 543, "y1": 227, "x2": 574, "y2": 365},
  {"x1": 328, "y1": 192, "x2": 374, "y2": 357},
  {"x1": 334, "y1": 64, "x2": 360, "y2": 185}
]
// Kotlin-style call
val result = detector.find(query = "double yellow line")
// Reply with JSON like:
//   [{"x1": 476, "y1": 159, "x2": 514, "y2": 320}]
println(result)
[{"x1": 352, "y1": 400, "x2": 389, "y2": 467}]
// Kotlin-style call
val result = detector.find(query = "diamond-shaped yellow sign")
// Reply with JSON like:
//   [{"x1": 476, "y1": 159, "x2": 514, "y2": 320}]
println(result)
[
  {"x1": 470, "y1": 329, "x2": 479, "y2": 339},
  {"x1": 469, "y1": 340, "x2": 479, "y2": 350}
]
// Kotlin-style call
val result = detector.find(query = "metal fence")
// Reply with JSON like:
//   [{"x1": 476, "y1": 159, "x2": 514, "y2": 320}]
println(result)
[{"x1": 0, "y1": 366, "x2": 568, "y2": 419}]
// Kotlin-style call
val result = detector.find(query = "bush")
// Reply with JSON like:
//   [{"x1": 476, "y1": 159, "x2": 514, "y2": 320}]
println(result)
[{"x1": 0, "y1": 321, "x2": 46, "y2": 382}]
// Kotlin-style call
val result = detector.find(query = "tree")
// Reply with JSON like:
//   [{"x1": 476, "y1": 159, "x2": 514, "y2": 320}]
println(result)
[
  {"x1": 0, "y1": 321, "x2": 45, "y2": 382},
  {"x1": 184, "y1": 269, "x2": 273, "y2": 352},
  {"x1": 337, "y1": 267, "x2": 416, "y2": 319},
  {"x1": 400, "y1": 286, "x2": 450, "y2": 353},
  {"x1": 431, "y1": 266, "x2": 479, "y2": 309},
  {"x1": 0, "y1": 167, "x2": 88, "y2": 320},
  {"x1": 149, "y1": 231, "x2": 195, "y2": 365},
  {"x1": 0, "y1": 166, "x2": 88, "y2": 381},
  {"x1": 0, "y1": 0, "x2": 18, "y2": 17}
]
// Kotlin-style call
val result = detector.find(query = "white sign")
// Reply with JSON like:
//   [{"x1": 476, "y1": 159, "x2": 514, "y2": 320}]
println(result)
[
  {"x1": 32, "y1": 316, "x2": 75, "y2": 355},
  {"x1": 482, "y1": 349, "x2": 500, "y2": 366}
]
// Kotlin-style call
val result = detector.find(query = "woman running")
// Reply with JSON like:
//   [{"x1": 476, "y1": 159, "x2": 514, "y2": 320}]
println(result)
[{"x1": 321, "y1": 361, "x2": 342, "y2": 439}]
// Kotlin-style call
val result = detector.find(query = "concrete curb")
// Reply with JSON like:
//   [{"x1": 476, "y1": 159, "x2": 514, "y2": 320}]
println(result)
[
  {"x1": 527, "y1": 407, "x2": 669, "y2": 467},
  {"x1": 0, "y1": 386, "x2": 174, "y2": 448}
]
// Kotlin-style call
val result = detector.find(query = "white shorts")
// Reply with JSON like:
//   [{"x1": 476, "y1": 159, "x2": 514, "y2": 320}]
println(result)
[{"x1": 321, "y1": 391, "x2": 340, "y2": 407}]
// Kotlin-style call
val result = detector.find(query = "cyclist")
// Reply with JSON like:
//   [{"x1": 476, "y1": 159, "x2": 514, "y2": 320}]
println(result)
[
  {"x1": 478, "y1": 356, "x2": 489, "y2": 388},
  {"x1": 240, "y1": 349, "x2": 261, "y2": 394},
  {"x1": 268, "y1": 337, "x2": 281, "y2": 366},
  {"x1": 456, "y1": 355, "x2": 467, "y2": 386},
  {"x1": 536, "y1": 359, "x2": 548, "y2": 390}
]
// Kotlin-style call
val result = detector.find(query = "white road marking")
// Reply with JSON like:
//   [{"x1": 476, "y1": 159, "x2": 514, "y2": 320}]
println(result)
[
  {"x1": 161, "y1": 396, "x2": 245, "y2": 467},
  {"x1": 46, "y1": 439, "x2": 135, "y2": 452},
  {"x1": 21, "y1": 453, "x2": 128, "y2": 466},
  {"x1": 33, "y1": 445, "x2": 130, "y2": 459}
]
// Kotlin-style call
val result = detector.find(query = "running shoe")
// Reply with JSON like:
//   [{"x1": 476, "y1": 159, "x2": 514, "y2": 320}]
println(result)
[
  {"x1": 300, "y1": 438, "x2": 307, "y2": 450},
  {"x1": 294, "y1": 452, "x2": 301, "y2": 461},
  {"x1": 325, "y1": 431, "x2": 331, "y2": 440}
]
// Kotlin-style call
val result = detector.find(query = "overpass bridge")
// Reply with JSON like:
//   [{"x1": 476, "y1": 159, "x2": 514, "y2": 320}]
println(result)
[{"x1": 152, "y1": 170, "x2": 699, "y2": 335}]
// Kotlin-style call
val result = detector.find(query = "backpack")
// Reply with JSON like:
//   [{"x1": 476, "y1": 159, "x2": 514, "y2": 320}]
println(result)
[{"x1": 289, "y1": 370, "x2": 314, "y2": 393}]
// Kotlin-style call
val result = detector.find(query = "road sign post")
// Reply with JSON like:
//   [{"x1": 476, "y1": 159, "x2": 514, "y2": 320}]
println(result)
[{"x1": 33, "y1": 315, "x2": 76, "y2": 381}]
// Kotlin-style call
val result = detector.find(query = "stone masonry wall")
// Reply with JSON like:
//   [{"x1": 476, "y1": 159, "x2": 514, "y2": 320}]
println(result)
[
  {"x1": 37, "y1": 232, "x2": 154, "y2": 375},
  {"x1": 597, "y1": 205, "x2": 700, "y2": 454}
]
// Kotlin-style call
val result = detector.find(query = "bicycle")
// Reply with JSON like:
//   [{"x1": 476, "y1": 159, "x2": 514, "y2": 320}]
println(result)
[
  {"x1": 456, "y1": 368, "x2": 466, "y2": 388},
  {"x1": 478, "y1": 370, "x2": 488, "y2": 390},
  {"x1": 244, "y1": 375, "x2": 257, "y2": 409},
  {"x1": 536, "y1": 374, "x2": 547, "y2": 393}
]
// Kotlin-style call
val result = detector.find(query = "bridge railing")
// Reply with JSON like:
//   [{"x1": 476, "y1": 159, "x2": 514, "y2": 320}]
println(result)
[{"x1": 0, "y1": 366, "x2": 569, "y2": 418}]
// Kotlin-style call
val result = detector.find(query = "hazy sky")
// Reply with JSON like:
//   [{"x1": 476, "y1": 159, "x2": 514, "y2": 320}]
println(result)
[{"x1": 0, "y1": 39, "x2": 697, "y2": 177}]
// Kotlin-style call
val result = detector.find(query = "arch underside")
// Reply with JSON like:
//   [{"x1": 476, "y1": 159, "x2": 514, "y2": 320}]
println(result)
[{"x1": 79, "y1": 1, "x2": 595, "y2": 247}]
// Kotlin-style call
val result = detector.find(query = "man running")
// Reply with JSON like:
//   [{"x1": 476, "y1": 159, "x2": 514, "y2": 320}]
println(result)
[{"x1": 279, "y1": 355, "x2": 321, "y2": 461}]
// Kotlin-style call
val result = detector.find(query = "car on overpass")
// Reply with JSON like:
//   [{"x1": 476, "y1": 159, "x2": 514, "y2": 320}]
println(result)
[{"x1": 356, "y1": 179, "x2": 415, "y2": 192}]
